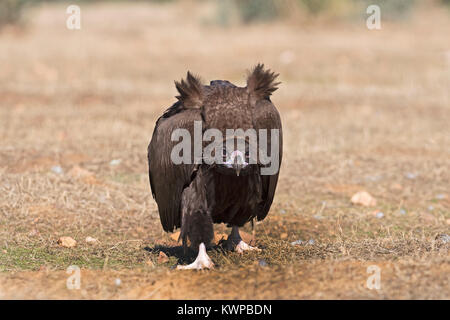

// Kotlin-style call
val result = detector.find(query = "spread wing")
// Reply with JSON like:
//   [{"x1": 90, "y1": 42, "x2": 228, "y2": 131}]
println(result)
[{"x1": 148, "y1": 72, "x2": 205, "y2": 232}]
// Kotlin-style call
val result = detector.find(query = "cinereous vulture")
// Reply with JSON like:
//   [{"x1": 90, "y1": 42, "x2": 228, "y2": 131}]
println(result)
[{"x1": 148, "y1": 64, "x2": 282, "y2": 269}]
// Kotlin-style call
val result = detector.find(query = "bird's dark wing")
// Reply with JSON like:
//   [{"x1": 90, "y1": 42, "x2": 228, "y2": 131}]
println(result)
[
  {"x1": 253, "y1": 99, "x2": 283, "y2": 221},
  {"x1": 246, "y1": 64, "x2": 282, "y2": 221},
  {"x1": 149, "y1": 72, "x2": 206, "y2": 232},
  {"x1": 148, "y1": 102, "x2": 203, "y2": 232}
]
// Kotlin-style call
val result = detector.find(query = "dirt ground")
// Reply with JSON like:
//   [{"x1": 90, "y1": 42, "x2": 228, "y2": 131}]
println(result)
[{"x1": 0, "y1": 2, "x2": 449, "y2": 299}]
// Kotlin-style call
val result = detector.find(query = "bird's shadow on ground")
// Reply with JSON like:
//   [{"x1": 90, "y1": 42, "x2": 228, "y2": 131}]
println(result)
[{"x1": 144, "y1": 241, "x2": 229, "y2": 265}]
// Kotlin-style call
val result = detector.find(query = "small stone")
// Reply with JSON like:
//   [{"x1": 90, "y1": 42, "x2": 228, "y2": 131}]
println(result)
[
  {"x1": 279, "y1": 209, "x2": 286, "y2": 214},
  {"x1": 85, "y1": 236, "x2": 98, "y2": 245},
  {"x1": 57, "y1": 236, "x2": 76, "y2": 248},
  {"x1": 399, "y1": 209, "x2": 406, "y2": 215},
  {"x1": 370, "y1": 210, "x2": 384, "y2": 218},
  {"x1": 376, "y1": 212, "x2": 384, "y2": 219},
  {"x1": 157, "y1": 251, "x2": 169, "y2": 264},
  {"x1": 313, "y1": 215, "x2": 323, "y2": 220},
  {"x1": 258, "y1": 259, "x2": 268, "y2": 267},
  {"x1": 435, "y1": 234, "x2": 450, "y2": 244},
  {"x1": 114, "y1": 278, "x2": 121, "y2": 286},
  {"x1": 405, "y1": 172, "x2": 417, "y2": 180},
  {"x1": 351, "y1": 191, "x2": 377, "y2": 207},
  {"x1": 307, "y1": 239, "x2": 315, "y2": 245},
  {"x1": 51, "y1": 166, "x2": 63, "y2": 175},
  {"x1": 428, "y1": 205, "x2": 434, "y2": 211},
  {"x1": 436, "y1": 194, "x2": 446, "y2": 200},
  {"x1": 291, "y1": 240, "x2": 303, "y2": 246},
  {"x1": 109, "y1": 159, "x2": 121, "y2": 166}
]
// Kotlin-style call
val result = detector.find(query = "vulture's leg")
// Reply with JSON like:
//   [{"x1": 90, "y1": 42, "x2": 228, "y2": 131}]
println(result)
[
  {"x1": 177, "y1": 169, "x2": 215, "y2": 270},
  {"x1": 227, "y1": 226, "x2": 261, "y2": 254},
  {"x1": 176, "y1": 242, "x2": 214, "y2": 270}
]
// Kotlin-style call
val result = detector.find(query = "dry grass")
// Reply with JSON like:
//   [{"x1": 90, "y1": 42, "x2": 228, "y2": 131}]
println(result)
[{"x1": 0, "y1": 2, "x2": 449, "y2": 299}]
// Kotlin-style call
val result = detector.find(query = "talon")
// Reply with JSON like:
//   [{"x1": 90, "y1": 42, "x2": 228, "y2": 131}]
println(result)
[
  {"x1": 235, "y1": 240, "x2": 261, "y2": 254},
  {"x1": 227, "y1": 226, "x2": 261, "y2": 254},
  {"x1": 176, "y1": 243, "x2": 214, "y2": 270}
]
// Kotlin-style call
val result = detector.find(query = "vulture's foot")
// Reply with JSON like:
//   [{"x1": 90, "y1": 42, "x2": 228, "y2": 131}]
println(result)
[
  {"x1": 177, "y1": 243, "x2": 214, "y2": 270},
  {"x1": 234, "y1": 240, "x2": 261, "y2": 254},
  {"x1": 227, "y1": 226, "x2": 261, "y2": 254}
]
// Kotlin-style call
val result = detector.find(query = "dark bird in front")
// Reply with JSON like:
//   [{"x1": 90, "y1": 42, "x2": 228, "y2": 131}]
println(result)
[{"x1": 147, "y1": 64, "x2": 282, "y2": 269}]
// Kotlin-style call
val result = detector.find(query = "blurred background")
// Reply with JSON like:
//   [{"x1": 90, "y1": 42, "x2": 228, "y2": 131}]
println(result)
[{"x1": 0, "y1": 0, "x2": 449, "y2": 299}]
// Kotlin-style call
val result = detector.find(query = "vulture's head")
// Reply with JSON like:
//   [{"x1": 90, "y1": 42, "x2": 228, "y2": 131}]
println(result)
[
  {"x1": 216, "y1": 136, "x2": 253, "y2": 177},
  {"x1": 173, "y1": 64, "x2": 281, "y2": 177}
]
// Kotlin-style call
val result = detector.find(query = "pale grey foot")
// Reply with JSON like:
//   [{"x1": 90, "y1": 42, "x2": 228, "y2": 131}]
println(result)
[
  {"x1": 177, "y1": 243, "x2": 214, "y2": 270},
  {"x1": 227, "y1": 226, "x2": 261, "y2": 254}
]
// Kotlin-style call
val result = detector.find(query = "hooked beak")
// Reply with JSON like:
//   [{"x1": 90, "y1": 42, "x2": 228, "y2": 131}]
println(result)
[
  {"x1": 233, "y1": 164, "x2": 243, "y2": 176},
  {"x1": 224, "y1": 150, "x2": 248, "y2": 176}
]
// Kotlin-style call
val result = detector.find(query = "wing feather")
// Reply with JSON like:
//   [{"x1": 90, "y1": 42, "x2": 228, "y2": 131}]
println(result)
[
  {"x1": 253, "y1": 99, "x2": 283, "y2": 221},
  {"x1": 148, "y1": 103, "x2": 202, "y2": 232}
]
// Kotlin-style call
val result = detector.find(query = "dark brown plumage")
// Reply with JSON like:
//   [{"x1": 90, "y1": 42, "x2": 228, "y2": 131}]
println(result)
[{"x1": 147, "y1": 64, "x2": 282, "y2": 268}]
